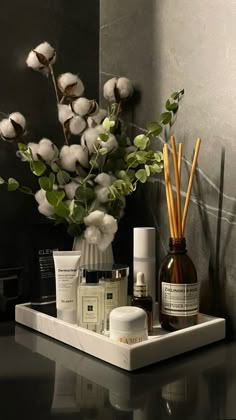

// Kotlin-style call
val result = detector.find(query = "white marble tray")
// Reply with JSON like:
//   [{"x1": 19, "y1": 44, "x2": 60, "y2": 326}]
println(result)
[{"x1": 15, "y1": 303, "x2": 225, "y2": 371}]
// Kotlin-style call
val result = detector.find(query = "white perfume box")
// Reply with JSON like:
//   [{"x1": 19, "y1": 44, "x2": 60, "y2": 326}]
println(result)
[{"x1": 15, "y1": 303, "x2": 225, "y2": 371}]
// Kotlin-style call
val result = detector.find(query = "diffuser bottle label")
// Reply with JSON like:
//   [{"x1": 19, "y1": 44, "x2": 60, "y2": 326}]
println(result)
[{"x1": 161, "y1": 282, "x2": 198, "y2": 316}]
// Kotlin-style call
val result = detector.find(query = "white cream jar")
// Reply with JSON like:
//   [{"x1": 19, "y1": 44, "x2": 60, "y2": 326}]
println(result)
[{"x1": 109, "y1": 306, "x2": 148, "y2": 345}]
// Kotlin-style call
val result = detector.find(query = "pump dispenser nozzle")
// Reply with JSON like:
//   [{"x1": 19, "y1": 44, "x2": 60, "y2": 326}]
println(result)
[{"x1": 134, "y1": 272, "x2": 148, "y2": 297}]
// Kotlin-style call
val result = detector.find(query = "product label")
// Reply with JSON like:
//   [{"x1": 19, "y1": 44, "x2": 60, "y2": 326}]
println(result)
[
  {"x1": 118, "y1": 335, "x2": 144, "y2": 345},
  {"x1": 161, "y1": 282, "x2": 199, "y2": 316},
  {"x1": 82, "y1": 296, "x2": 98, "y2": 323},
  {"x1": 56, "y1": 269, "x2": 78, "y2": 309},
  {"x1": 105, "y1": 282, "x2": 119, "y2": 313}
]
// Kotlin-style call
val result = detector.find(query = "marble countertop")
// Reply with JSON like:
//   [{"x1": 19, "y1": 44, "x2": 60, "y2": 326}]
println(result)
[{"x1": 1, "y1": 320, "x2": 235, "y2": 420}]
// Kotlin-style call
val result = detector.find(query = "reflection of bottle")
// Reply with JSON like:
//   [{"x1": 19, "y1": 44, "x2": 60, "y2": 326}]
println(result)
[
  {"x1": 51, "y1": 364, "x2": 78, "y2": 414},
  {"x1": 161, "y1": 376, "x2": 198, "y2": 418},
  {"x1": 131, "y1": 272, "x2": 153, "y2": 332},
  {"x1": 158, "y1": 237, "x2": 198, "y2": 331}
]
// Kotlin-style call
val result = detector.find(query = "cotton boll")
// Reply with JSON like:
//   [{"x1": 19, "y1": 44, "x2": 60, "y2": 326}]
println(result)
[
  {"x1": 95, "y1": 186, "x2": 109, "y2": 203},
  {"x1": 9, "y1": 112, "x2": 26, "y2": 131},
  {"x1": 98, "y1": 233, "x2": 114, "y2": 251},
  {"x1": 69, "y1": 115, "x2": 86, "y2": 135},
  {"x1": 94, "y1": 173, "x2": 113, "y2": 187},
  {"x1": 103, "y1": 77, "x2": 118, "y2": 102},
  {"x1": 81, "y1": 126, "x2": 104, "y2": 154},
  {"x1": 58, "y1": 104, "x2": 74, "y2": 125},
  {"x1": 116, "y1": 77, "x2": 133, "y2": 99},
  {"x1": 60, "y1": 145, "x2": 76, "y2": 172},
  {"x1": 72, "y1": 97, "x2": 92, "y2": 116},
  {"x1": 87, "y1": 108, "x2": 107, "y2": 127},
  {"x1": 101, "y1": 214, "x2": 118, "y2": 234},
  {"x1": 26, "y1": 42, "x2": 56, "y2": 71},
  {"x1": 58, "y1": 73, "x2": 84, "y2": 98},
  {"x1": 35, "y1": 189, "x2": 46, "y2": 204},
  {"x1": 100, "y1": 133, "x2": 118, "y2": 153},
  {"x1": 125, "y1": 145, "x2": 136, "y2": 154},
  {"x1": 70, "y1": 144, "x2": 89, "y2": 168},
  {"x1": 64, "y1": 181, "x2": 79, "y2": 199},
  {"x1": 0, "y1": 118, "x2": 17, "y2": 140},
  {"x1": 84, "y1": 225, "x2": 102, "y2": 245},
  {"x1": 38, "y1": 138, "x2": 56, "y2": 161},
  {"x1": 38, "y1": 203, "x2": 54, "y2": 217},
  {"x1": 28, "y1": 142, "x2": 40, "y2": 160},
  {"x1": 84, "y1": 210, "x2": 105, "y2": 228}
]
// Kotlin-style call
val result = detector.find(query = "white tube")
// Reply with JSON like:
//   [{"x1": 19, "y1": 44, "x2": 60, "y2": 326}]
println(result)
[{"x1": 53, "y1": 251, "x2": 81, "y2": 324}]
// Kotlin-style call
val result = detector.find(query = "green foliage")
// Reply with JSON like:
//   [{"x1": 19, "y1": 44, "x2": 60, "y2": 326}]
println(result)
[{"x1": 7, "y1": 178, "x2": 19, "y2": 191}]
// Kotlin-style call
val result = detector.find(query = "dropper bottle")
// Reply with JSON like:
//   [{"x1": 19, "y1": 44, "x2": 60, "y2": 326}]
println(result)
[{"x1": 131, "y1": 272, "x2": 153, "y2": 333}]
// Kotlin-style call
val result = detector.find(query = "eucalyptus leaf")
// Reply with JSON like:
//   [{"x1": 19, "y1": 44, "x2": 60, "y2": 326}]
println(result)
[
  {"x1": 98, "y1": 133, "x2": 109, "y2": 142},
  {"x1": 135, "y1": 169, "x2": 147, "y2": 183},
  {"x1": 73, "y1": 206, "x2": 86, "y2": 223},
  {"x1": 75, "y1": 185, "x2": 95, "y2": 203},
  {"x1": 67, "y1": 223, "x2": 85, "y2": 238},
  {"x1": 46, "y1": 190, "x2": 65, "y2": 207},
  {"x1": 0, "y1": 177, "x2": 5, "y2": 185},
  {"x1": 165, "y1": 100, "x2": 179, "y2": 113},
  {"x1": 145, "y1": 164, "x2": 150, "y2": 176},
  {"x1": 57, "y1": 170, "x2": 70, "y2": 185},
  {"x1": 7, "y1": 177, "x2": 19, "y2": 191},
  {"x1": 99, "y1": 147, "x2": 109, "y2": 155},
  {"x1": 133, "y1": 134, "x2": 149, "y2": 150},
  {"x1": 30, "y1": 160, "x2": 46, "y2": 176},
  {"x1": 54, "y1": 201, "x2": 70, "y2": 218},
  {"x1": 102, "y1": 117, "x2": 112, "y2": 131},
  {"x1": 146, "y1": 121, "x2": 162, "y2": 136},
  {"x1": 49, "y1": 172, "x2": 55, "y2": 189},
  {"x1": 159, "y1": 112, "x2": 172, "y2": 125},
  {"x1": 39, "y1": 177, "x2": 50, "y2": 191},
  {"x1": 18, "y1": 143, "x2": 28, "y2": 152}
]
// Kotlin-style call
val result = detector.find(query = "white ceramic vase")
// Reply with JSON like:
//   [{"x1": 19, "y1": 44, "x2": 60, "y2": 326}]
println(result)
[{"x1": 72, "y1": 237, "x2": 114, "y2": 266}]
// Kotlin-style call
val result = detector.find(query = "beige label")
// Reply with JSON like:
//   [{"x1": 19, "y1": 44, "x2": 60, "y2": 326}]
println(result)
[{"x1": 162, "y1": 282, "x2": 199, "y2": 316}]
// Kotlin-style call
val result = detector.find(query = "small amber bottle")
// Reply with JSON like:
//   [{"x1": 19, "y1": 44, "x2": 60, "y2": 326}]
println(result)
[
  {"x1": 131, "y1": 272, "x2": 153, "y2": 333},
  {"x1": 158, "y1": 237, "x2": 198, "y2": 331}
]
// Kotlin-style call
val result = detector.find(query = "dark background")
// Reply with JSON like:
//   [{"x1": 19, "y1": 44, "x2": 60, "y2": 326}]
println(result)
[{"x1": 0, "y1": 0, "x2": 100, "y2": 300}]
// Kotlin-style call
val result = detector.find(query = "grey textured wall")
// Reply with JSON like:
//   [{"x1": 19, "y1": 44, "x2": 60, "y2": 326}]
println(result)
[{"x1": 100, "y1": 0, "x2": 236, "y2": 334}]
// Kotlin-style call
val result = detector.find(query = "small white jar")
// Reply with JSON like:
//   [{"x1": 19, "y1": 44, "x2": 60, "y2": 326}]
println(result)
[{"x1": 109, "y1": 306, "x2": 148, "y2": 345}]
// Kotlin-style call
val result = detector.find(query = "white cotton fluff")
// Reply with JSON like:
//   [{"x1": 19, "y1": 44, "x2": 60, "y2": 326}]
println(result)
[
  {"x1": 69, "y1": 115, "x2": 86, "y2": 135},
  {"x1": 38, "y1": 138, "x2": 57, "y2": 161},
  {"x1": 95, "y1": 186, "x2": 109, "y2": 203},
  {"x1": 58, "y1": 104, "x2": 74, "y2": 125},
  {"x1": 35, "y1": 189, "x2": 54, "y2": 217},
  {"x1": 60, "y1": 144, "x2": 89, "y2": 172},
  {"x1": 84, "y1": 210, "x2": 105, "y2": 228},
  {"x1": 103, "y1": 77, "x2": 133, "y2": 102},
  {"x1": 9, "y1": 112, "x2": 26, "y2": 131},
  {"x1": 101, "y1": 214, "x2": 118, "y2": 234},
  {"x1": 99, "y1": 233, "x2": 114, "y2": 251},
  {"x1": 84, "y1": 225, "x2": 102, "y2": 245},
  {"x1": 100, "y1": 133, "x2": 118, "y2": 153},
  {"x1": 0, "y1": 118, "x2": 17, "y2": 139},
  {"x1": 58, "y1": 73, "x2": 84, "y2": 97},
  {"x1": 103, "y1": 77, "x2": 118, "y2": 102},
  {"x1": 26, "y1": 42, "x2": 56, "y2": 70},
  {"x1": 87, "y1": 108, "x2": 107, "y2": 128},
  {"x1": 64, "y1": 181, "x2": 79, "y2": 199},
  {"x1": 70, "y1": 144, "x2": 89, "y2": 168},
  {"x1": 81, "y1": 125, "x2": 104, "y2": 154},
  {"x1": 94, "y1": 173, "x2": 113, "y2": 187},
  {"x1": 116, "y1": 77, "x2": 134, "y2": 99},
  {"x1": 28, "y1": 142, "x2": 40, "y2": 160},
  {"x1": 72, "y1": 97, "x2": 92, "y2": 116}
]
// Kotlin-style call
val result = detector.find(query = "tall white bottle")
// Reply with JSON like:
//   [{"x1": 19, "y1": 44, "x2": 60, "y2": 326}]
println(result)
[{"x1": 133, "y1": 227, "x2": 156, "y2": 314}]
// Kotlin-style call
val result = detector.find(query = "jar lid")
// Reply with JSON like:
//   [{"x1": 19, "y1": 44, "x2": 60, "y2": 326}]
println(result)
[
  {"x1": 110, "y1": 306, "x2": 147, "y2": 332},
  {"x1": 80, "y1": 264, "x2": 129, "y2": 280}
]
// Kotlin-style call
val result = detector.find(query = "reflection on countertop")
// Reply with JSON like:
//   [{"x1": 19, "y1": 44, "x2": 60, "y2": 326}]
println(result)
[{"x1": 0, "y1": 320, "x2": 236, "y2": 419}]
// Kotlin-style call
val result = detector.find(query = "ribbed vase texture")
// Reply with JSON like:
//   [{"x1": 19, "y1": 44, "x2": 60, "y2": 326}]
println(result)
[{"x1": 73, "y1": 237, "x2": 114, "y2": 265}]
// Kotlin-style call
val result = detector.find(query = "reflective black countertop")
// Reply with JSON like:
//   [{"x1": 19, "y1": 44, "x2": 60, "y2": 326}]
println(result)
[{"x1": 0, "y1": 320, "x2": 235, "y2": 420}]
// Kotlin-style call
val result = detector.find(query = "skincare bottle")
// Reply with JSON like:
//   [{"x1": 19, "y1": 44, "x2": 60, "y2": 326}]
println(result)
[
  {"x1": 158, "y1": 237, "x2": 198, "y2": 331},
  {"x1": 131, "y1": 272, "x2": 153, "y2": 333},
  {"x1": 77, "y1": 269, "x2": 105, "y2": 333},
  {"x1": 133, "y1": 228, "x2": 156, "y2": 313}
]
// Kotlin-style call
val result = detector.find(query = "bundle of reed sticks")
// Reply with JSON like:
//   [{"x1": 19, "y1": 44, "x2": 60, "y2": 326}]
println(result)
[{"x1": 163, "y1": 136, "x2": 201, "y2": 238}]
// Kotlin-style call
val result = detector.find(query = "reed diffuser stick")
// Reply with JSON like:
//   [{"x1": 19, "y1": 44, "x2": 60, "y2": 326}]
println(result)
[
  {"x1": 163, "y1": 145, "x2": 174, "y2": 237},
  {"x1": 163, "y1": 144, "x2": 178, "y2": 238},
  {"x1": 171, "y1": 136, "x2": 182, "y2": 238},
  {"x1": 178, "y1": 143, "x2": 183, "y2": 178},
  {"x1": 182, "y1": 137, "x2": 201, "y2": 233}
]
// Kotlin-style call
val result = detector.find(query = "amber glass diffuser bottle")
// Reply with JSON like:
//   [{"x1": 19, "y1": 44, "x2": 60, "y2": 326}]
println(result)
[{"x1": 158, "y1": 237, "x2": 198, "y2": 331}]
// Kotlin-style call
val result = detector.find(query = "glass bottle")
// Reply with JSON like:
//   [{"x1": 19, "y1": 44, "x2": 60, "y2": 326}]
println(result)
[
  {"x1": 158, "y1": 237, "x2": 198, "y2": 331},
  {"x1": 131, "y1": 272, "x2": 153, "y2": 333}
]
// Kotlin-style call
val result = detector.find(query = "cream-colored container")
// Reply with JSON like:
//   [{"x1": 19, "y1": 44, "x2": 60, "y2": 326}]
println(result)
[{"x1": 109, "y1": 306, "x2": 148, "y2": 345}]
